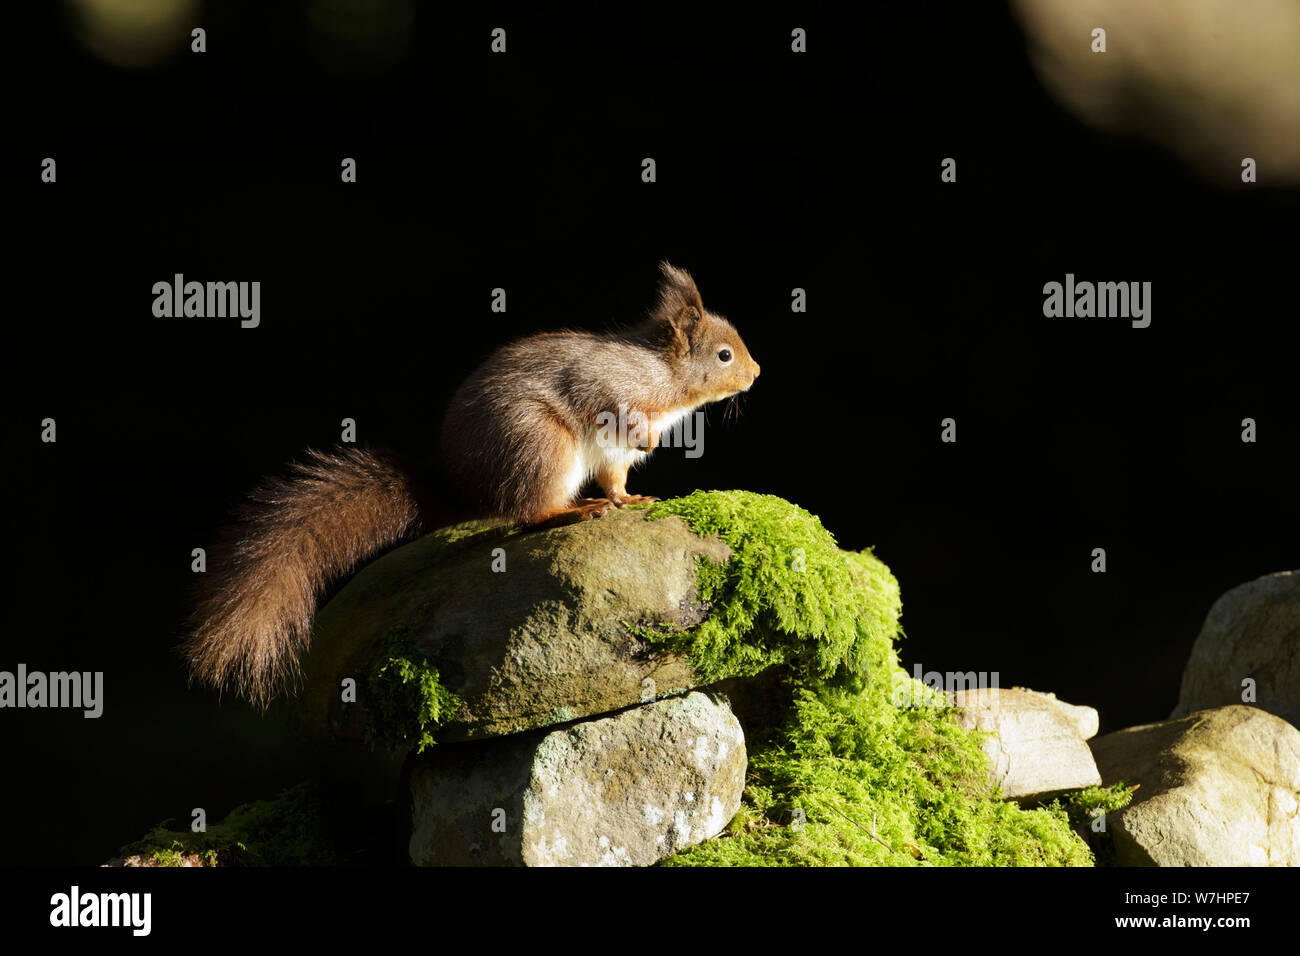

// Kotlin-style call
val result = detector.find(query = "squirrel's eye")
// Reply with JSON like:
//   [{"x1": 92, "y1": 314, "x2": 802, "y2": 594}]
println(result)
[{"x1": 718, "y1": 348, "x2": 733, "y2": 363}]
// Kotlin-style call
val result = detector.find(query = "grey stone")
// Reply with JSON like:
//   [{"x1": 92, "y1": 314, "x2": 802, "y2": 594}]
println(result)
[
  {"x1": 952, "y1": 686, "x2": 1102, "y2": 800},
  {"x1": 1090, "y1": 705, "x2": 1300, "y2": 866},
  {"x1": 300, "y1": 508, "x2": 733, "y2": 742},
  {"x1": 408, "y1": 691, "x2": 747, "y2": 866},
  {"x1": 1171, "y1": 570, "x2": 1300, "y2": 727}
]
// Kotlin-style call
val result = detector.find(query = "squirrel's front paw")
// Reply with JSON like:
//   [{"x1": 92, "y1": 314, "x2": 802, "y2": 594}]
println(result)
[{"x1": 608, "y1": 493, "x2": 659, "y2": 508}]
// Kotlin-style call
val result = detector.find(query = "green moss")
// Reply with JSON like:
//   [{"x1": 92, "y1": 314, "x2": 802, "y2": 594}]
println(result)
[
  {"x1": 313, "y1": 518, "x2": 494, "y2": 753},
  {"x1": 118, "y1": 782, "x2": 334, "y2": 866},
  {"x1": 642, "y1": 492, "x2": 901, "y2": 686},
  {"x1": 1053, "y1": 782, "x2": 1136, "y2": 827},
  {"x1": 365, "y1": 617, "x2": 463, "y2": 753},
  {"x1": 663, "y1": 678, "x2": 1091, "y2": 866},
  {"x1": 1041, "y1": 782, "x2": 1137, "y2": 866},
  {"x1": 646, "y1": 491, "x2": 1093, "y2": 867},
  {"x1": 149, "y1": 841, "x2": 190, "y2": 867}
]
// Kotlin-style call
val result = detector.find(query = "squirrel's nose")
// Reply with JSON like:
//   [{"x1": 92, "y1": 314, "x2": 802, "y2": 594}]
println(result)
[{"x1": 752, "y1": 362, "x2": 761, "y2": 379}]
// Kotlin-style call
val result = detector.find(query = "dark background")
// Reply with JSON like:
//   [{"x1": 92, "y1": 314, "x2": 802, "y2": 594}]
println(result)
[{"x1": 4, "y1": 2, "x2": 1297, "y2": 866}]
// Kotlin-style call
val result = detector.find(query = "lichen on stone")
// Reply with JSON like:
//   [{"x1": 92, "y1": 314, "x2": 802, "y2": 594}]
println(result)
[{"x1": 547, "y1": 706, "x2": 576, "y2": 725}]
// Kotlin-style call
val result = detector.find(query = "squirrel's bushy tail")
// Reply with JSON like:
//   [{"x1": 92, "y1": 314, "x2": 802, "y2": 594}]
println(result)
[{"x1": 183, "y1": 446, "x2": 422, "y2": 708}]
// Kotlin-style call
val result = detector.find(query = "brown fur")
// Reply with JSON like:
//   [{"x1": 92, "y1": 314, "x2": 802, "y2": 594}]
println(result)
[
  {"x1": 182, "y1": 447, "x2": 420, "y2": 707},
  {"x1": 439, "y1": 261, "x2": 760, "y2": 523},
  {"x1": 185, "y1": 262, "x2": 759, "y2": 705}
]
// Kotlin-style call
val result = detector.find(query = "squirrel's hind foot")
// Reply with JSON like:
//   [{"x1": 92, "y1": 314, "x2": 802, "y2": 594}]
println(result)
[{"x1": 527, "y1": 498, "x2": 614, "y2": 529}]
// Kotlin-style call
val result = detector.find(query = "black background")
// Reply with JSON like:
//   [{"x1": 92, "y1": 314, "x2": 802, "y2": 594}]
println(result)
[{"x1": 4, "y1": 2, "x2": 1297, "y2": 867}]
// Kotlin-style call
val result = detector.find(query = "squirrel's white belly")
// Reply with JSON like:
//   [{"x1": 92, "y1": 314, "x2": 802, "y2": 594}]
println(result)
[{"x1": 566, "y1": 426, "x2": 648, "y2": 498}]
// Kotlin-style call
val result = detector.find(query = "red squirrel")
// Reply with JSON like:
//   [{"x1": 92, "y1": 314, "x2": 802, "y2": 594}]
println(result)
[{"x1": 183, "y1": 262, "x2": 760, "y2": 707}]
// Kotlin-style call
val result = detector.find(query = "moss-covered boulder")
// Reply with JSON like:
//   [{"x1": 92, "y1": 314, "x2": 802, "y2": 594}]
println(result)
[
  {"x1": 300, "y1": 489, "x2": 1099, "y2": 866},
  {"x1": 303, "y1": 505, "x2": 733, "y2": 744},
  {"x1": 304, "y1": 490, "x2": 904, "y2": 748},
  {"x1": 640, "y1": 493, "x2": 1095, "y2": 866}
]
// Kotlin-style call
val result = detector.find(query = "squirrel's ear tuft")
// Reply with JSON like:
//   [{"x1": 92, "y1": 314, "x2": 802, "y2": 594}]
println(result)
[{"x1": 652, "y1": 261, "x2": 705, "y2": 325}]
